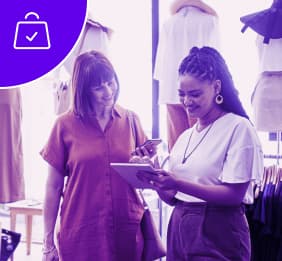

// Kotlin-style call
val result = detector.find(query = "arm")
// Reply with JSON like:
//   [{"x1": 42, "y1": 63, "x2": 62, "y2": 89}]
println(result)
[
  {"x1": 43, "y1": 164, "x2": 64, "y2": 252},
  {"x1": 141, "y1": 170, "x2": 250, "y2": 206}
]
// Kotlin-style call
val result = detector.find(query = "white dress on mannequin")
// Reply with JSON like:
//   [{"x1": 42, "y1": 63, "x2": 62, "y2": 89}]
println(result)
[
  {"x1": 252, "y1": 35, "x2": 282, "y2": 132},
  {"x1": 154, "y1": 5, "x2": 220, "y2": 104}
]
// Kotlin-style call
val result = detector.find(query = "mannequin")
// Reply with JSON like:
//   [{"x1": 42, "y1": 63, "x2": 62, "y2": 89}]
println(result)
[
  {"x1": 154, "y1": 0, "x2": 220, "y2": 151},
  {"x1": 0, "y1": 88, "x2": 25, "y2": 203},
  {"x1": 240, "y1": 0, "x2": 282, "y2": 44},
  {"x1": 241, "y1": 0, "x2": 282, "y2": 132},
  {"x1": 251, "y1": 36, "x2": 282, "y2": 132}
]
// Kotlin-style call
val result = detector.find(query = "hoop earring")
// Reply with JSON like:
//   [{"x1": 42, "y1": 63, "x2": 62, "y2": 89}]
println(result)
[{"x1": 215, "y1": 94, "x2": 224, "y2": 104}]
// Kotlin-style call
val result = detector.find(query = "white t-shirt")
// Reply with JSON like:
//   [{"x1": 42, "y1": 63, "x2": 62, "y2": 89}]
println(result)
[
  {"x1": 169, "y1": 113, "x2": 264, "y2": 204},
  {"x1": 154, "y1": 6, "x2": 220, "y2": 104}
]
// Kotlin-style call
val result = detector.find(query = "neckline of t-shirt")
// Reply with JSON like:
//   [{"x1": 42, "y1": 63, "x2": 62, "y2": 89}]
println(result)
[{"x1": 194, "y1": 112, "x2": 231, "y2": 134}]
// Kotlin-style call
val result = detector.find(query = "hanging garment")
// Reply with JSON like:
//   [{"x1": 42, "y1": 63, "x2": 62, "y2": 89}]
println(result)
[
  {"x1": 245, "y1": 166, "x2": 282, "y2": 261},
  {"x1": 252, "y1": 71, "x2": 282, "y2": 132},
  {"x1": 154, "y1": 2, "x2": 220, "y2": 150},
  {"x1": 53, "y1": 67, "x2": 71, "y2": 115},
  {"x1": 166, "y1": 104, "x2": 197, "y2": 151},
  {"x1": 53, "y1": 19, "x2": 111, "y2": 115},
  {"x1": 154, "y1": 4, "x2": 220, "y2": 104},
  {"x1": 0, "y1": 89, "x2": 25, "y2": 203},
  {"x1": 256, "y1": 35, "x2": 282, "y2": 73},
  {"x1": 240, "y1": 0, "x2": 282, "y2": 44},
  {"x1": 63, "y1": 19, "x2": 111, "y2": 74},
  {"x1": 251, "y1": 34, "x2": 282, "y2": 132}
]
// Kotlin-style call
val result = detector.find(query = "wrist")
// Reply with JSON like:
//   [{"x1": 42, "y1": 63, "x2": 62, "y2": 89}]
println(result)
[
  {"x1": 42, "y1": 245, "x2": 56, "y2": 254},
  {"x1": 43, "y1": 231, "x2": 55, "y2": 244},
  {"x1": 43, "y1": 236, "x2": 55, "y2": 250}
]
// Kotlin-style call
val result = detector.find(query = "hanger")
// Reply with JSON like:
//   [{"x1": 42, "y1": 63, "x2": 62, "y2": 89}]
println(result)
[
  {"x1": 87, "y1": 19, "x2": 108, "y2": 32},
  {"x1": 259, "y1": 166, "x2": 267, "y2": 193},
  {"x1": 86, "y1": 19, "x2": 114, "y2": 39}
]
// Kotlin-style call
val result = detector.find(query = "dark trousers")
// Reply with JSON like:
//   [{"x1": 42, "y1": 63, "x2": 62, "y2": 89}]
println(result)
[{"x1": 167, "y1": 202, "x2": 251, "y2": 261}]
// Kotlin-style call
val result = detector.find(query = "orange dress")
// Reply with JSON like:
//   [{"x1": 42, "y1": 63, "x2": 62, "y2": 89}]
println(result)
[
  {"x1": 0, "y1": 89, "x2": 25, "y2": 203},
  {"x1": 41, "y1": 105, "x2": 147, "y2": 261}
]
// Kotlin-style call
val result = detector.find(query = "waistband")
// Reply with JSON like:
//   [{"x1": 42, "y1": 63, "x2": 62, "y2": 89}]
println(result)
[{"x1": 175, "y1": 200, "x2": 245, "y2": 212}]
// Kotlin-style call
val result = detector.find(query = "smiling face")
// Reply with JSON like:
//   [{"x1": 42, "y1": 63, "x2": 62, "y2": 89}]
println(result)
[
  {"x1": 178, "y1": 74, "x2": 221, "y2": 120},
  {"x1": 176, "y1": 46, "x2": 249, "y2": 122},
  {"x1": 89, "y1": 77, "x2": 118, "y2": 109},
  {"x1": 72, "y1": 51, "x2": 120, "y2": 118}
]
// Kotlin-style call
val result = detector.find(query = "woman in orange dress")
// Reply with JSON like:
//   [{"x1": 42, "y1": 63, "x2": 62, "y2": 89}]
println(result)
[{"x1": 41, "y1": 51, "x2": 153, "y2": 261}]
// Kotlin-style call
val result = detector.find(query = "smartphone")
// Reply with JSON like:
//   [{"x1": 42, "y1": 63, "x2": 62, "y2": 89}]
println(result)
[
  {"x1": 142, "y1": 138, "x2": 162, "y2": 148},
  {"x1": 131, "y1": 139, "x2": 162, "y2": 156}
]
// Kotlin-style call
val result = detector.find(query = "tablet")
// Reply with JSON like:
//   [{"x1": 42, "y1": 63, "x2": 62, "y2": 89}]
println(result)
[{"x1": 110, "y1": 162, "x2": 157, "y2": 189}]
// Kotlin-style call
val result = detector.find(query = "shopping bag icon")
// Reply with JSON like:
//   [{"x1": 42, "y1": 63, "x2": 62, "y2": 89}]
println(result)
[{"x1": 13, "y1": 12, "x2": 51, "y2": 50}]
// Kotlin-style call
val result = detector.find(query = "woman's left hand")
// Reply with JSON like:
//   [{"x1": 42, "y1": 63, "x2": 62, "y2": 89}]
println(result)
[{"x1": 137, "y1": 169, "x2": 178, "y2": 191}]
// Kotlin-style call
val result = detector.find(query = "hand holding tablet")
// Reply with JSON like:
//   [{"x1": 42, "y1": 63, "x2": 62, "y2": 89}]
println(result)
[{"x1": 110, "y1": 163, "x2": 158, "y2": 189}]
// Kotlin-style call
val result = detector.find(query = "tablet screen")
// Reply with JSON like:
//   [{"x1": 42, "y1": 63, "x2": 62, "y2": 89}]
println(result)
[{"x1": 110, "y1": 163, "x2": 157, "y2": 189}]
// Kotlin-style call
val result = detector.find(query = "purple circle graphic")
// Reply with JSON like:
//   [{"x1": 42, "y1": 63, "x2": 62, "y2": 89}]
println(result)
[{"x1": 0, "y1": 1, "x2": 87, "y2": 88}]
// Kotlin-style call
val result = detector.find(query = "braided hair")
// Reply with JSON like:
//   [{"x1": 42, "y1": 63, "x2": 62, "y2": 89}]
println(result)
[{"x1": 178, "y1": 46, "x2": 249, "y2": 119}]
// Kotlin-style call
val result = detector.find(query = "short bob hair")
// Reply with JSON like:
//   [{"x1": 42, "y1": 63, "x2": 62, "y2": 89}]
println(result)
[{"x1": 71, "y1": 50, "x2": 120, "y2": 118}]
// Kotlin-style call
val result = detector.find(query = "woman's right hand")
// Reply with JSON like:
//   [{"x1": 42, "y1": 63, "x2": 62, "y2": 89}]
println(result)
[
  {"x1": 42, "y1": 245, "x2": 59, "y2": 261},
  {"x1": 129, "y1": 154, "x2": 162, "y2": 169}
]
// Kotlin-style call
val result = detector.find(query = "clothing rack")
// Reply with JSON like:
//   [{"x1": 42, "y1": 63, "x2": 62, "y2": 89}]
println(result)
[
  {"x1": 245, "y1": 165, "x2": 282, "y2": 261},
  {"x1": 263, "y1": 154, "x2": 282, "y2": 159},
  {"x1": 275, "y1": 130, "x2": 281, "y2": 166},
  {"x1": 263, "y1": 130, "x2": 282, "y2": 166},
  {"x1": 248, "y1": 131, "x2": 282, "y2": 260}
]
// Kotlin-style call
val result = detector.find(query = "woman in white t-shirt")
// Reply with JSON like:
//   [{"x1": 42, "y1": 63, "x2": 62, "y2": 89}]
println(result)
[{"x1": 139, "y1": 46, "x2": 264, "y2": 261}]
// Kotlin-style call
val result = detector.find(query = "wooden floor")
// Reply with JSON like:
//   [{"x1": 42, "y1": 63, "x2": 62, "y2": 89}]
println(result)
[{"x1": 9, "y1": 242, "x2": 43, "y2": 261}]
